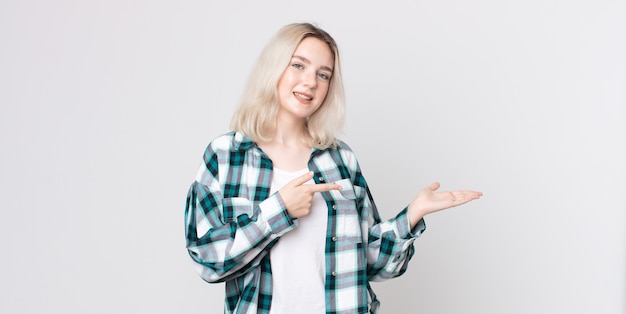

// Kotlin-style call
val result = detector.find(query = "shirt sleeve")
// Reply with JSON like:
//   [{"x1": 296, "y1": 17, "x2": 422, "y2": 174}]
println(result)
[
  {"x1": 338, "y1": 144, "x2": 426, "y2": 282},
  {"x1": 184, "y1": 143, "x2": 296, "y2": 283},
  {"x1": 359, "y1": 182, "x2": 427, "y2": 282}
]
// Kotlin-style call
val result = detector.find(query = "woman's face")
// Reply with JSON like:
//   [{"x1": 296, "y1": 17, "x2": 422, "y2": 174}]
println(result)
[{"x1": 276, "y1": 37, "x2": 334, "y2": 121}]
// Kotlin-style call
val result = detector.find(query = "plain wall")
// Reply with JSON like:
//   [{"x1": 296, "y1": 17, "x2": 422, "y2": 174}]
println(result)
[{"x1": 1, "y1": 1, "x2": 624, "y2": 313}]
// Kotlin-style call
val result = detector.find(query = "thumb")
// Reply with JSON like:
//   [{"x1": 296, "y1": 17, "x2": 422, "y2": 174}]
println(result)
[
  {"x1": 429, "y1": 181, "x2": 441, "y2": 191},
  {"x1": 286, "y1": 171, "x2": 314, "y2": 188}
]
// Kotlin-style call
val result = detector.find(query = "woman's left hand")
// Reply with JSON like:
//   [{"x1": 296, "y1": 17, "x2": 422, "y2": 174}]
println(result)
[{"x1": 408, "y1": 182, "x2": 483, "y2": 227}]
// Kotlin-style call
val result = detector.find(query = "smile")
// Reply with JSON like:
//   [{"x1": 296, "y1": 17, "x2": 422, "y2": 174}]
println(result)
[{"x1": 294, "y1": 92, "x2": 312, "y2": 101}]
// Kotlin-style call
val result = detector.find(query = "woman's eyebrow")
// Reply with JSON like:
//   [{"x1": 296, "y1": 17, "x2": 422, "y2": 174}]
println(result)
[{"x1": 293, "y1": 55, "x2": 333, "y2": 72}]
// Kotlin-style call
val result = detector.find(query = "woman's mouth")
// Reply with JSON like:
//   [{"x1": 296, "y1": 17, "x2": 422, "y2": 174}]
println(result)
[{"x1": 294, "y1": 92, "x2": 313, "y2": 102}]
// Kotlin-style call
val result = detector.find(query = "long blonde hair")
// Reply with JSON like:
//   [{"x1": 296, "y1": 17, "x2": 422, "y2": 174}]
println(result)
[{"x1": 230, "y1": 23, "x2": 346, "y2": 149}]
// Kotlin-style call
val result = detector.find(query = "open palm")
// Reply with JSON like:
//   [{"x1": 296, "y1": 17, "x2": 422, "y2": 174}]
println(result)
[{"x1": 409, "y1": 182, "x2": 483, "y2": 225}]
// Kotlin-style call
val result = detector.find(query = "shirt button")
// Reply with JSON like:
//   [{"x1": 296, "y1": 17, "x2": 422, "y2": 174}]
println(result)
[
  {"x1": 332, "y1": 205, "x2": 337, "y2": 210},
  {"x1": 332, "y1": 236, "x2": 337, "y2": 242},
  {"x1": 331, "y1": 272, "x2": 337, "y2": 277},
  {"x1": 318, "y1": 177, "x2": 324, "y2": 182}
]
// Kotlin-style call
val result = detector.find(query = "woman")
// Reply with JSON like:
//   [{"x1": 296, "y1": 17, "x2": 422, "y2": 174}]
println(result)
[{"x1": 185, "y1": 22, "x2": 482, "y2": 314}]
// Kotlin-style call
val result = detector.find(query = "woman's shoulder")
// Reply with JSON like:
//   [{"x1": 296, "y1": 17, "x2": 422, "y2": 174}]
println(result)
[
  {"x1": 206, "y1": 131, "x2": 254, "y2": 152},
  {"x1": 335, "y1": 138, "x2": 353, "y2": 152},
  {"x1": 332, "y1": 139, "x2": 360, "y2": 165}
]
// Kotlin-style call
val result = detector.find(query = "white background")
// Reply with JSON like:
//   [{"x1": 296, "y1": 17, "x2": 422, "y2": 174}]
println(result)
[{"x1": 1, "y1": 1, "x2": 624, "y2": 313}]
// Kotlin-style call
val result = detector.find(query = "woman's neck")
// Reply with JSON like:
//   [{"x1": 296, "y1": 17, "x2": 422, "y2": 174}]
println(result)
[
  {"x1": 258, "y1": 115, "x2": 312, "y2": 171},
  {"x1": 272, "y1": 112, "x2": 310, "y2": 147}
]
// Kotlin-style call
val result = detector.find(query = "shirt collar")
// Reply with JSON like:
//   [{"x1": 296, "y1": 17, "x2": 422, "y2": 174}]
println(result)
[
  {"x1": 231, "y1": 131, "x2": 334, "y2": 156},
  {"x1": 232, "y1": 131, "x2": 257, "y2": 151}
]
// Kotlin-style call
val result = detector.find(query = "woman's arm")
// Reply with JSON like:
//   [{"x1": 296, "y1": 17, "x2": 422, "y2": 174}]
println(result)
[
  {"x1": 340, "y1": 146, "x2": 481, "y2": 281},
  {"x1": 184, "y1": 145, "x2": 296, "y2": 283}
]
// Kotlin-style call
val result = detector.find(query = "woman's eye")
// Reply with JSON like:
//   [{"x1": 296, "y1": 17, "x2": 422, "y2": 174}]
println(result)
[
  {"x1": 292, "y1": 63, "x2": 304, "y2": 70},
  {"x1": 318, "y1": 72, "x2": 330, "y2": 80}
]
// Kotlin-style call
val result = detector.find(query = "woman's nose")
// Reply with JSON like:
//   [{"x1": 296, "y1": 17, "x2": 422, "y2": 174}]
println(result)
[{"x1": 301, "y1": 70, "x2": 317, "y2": 88}]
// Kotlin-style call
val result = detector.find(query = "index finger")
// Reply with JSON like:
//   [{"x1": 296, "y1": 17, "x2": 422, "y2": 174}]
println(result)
[
  {"x1": 285, "y1": 171, "x2": 315, "y2": 188},
  {"x1": 307, "y1": 183, "x2": 343, "y2": 193}
]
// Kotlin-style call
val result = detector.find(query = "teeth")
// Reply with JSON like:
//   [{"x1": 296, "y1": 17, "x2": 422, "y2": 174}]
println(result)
[{"x1": 294, "y1": 92, "x2": 312, "y2": 101}]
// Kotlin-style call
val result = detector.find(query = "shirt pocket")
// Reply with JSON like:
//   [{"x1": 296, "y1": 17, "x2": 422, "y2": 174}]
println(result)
[
  {"x1": 338, "y1": 214, "x2": 364, "y2": 244},
  {"x1": 329, "y1": 178, "x2": 357, "y2": 200},
  {"x1": 329, "y1": 179, "x2": 363, "y2": 243},
  {"x1": 222, "y1": 197, "x2": 253, "y2": 222}
]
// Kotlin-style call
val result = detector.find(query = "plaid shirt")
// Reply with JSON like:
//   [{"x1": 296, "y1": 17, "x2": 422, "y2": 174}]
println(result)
[{"x1": 185, "y1": 132, "x2": 426, "y2": 314}]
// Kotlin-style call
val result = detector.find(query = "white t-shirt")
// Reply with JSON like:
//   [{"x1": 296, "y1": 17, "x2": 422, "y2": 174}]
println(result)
[{"x1": 268, "y1": 168, "x2": 328, "y2": 314}]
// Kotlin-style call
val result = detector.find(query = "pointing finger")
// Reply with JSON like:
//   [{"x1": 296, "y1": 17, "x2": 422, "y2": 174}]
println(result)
[
  {"x1": 308, "y1": 183, "x2": 343, "y2": 193},
  {"x1": 286, "y1": 171, "x2": 315, "y2": 188}
]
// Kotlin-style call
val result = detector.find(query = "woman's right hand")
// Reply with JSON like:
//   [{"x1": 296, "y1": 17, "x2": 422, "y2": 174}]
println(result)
[{"x1": 279, "y1": 171, "x2": 342, "y2": 218}]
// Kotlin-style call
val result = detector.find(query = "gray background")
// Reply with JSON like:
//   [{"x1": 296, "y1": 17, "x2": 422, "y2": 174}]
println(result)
[{"x1": 1, "y1": 1, "x2": 624, "y2": 313}]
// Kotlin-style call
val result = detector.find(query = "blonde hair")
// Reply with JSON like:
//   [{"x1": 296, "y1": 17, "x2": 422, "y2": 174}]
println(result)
[{"x1": 230, "y1": 23, "x2": 346, "y2": 149}]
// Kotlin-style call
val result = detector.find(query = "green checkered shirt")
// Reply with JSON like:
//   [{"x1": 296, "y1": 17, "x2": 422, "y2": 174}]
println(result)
[{"x1": 185, "y1": 132, "x2": 426, "y2": 313}]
